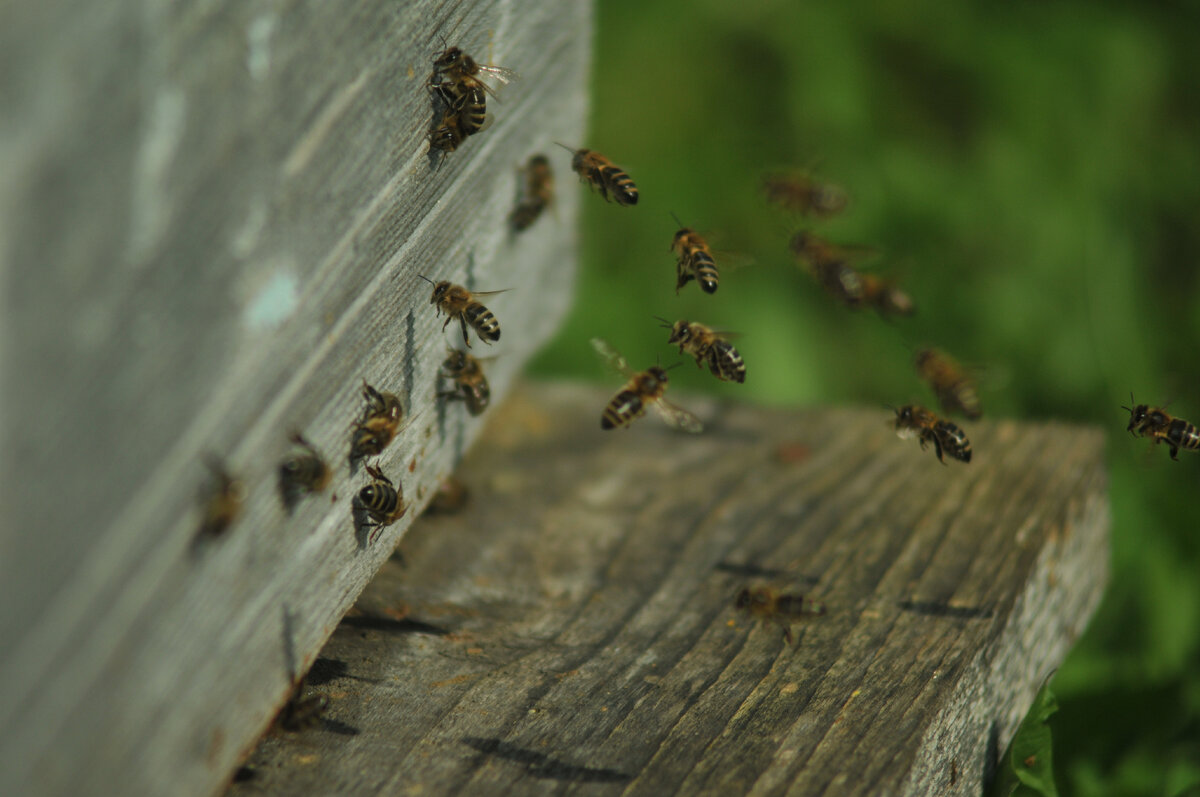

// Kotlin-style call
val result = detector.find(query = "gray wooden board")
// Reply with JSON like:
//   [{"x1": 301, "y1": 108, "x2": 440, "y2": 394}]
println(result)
[
  {"x1": 229, "y1": 382, "x2": 1109, "y2": 796},
  {"x1": 0, "y1": 1, "x2": 591, "y2": 795}
]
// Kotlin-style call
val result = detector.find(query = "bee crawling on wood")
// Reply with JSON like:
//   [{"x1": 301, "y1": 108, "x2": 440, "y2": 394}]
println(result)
[
  {"x1": 1122, "y1": 394, "x2": 1200, "y2": 460},
  {"x1": 276, "y1": 680, "x2": 329, "y2": 732},
  {"x1": 736, "y1": 586, "x2": 827, "y2": 644},
  {"x1": 593, "y1": 338, "x2": 703, "y2": 433},
  {"x1": 195, "y1": 456, "x2": 244, "y2": 542},
  {"x1": 430, "y1": 43, "x2": 518, "y2": 136},
  {"x1": 277, "y1": 432, "x2": 332, "y2": 512},
  {"x1": 658, "y1": 317, "x2": 746, "y2": 384},
  {"x1": 557, "y1": 143, "x2": 638, "y2": 206},
  {"x1": 350, "y1": 380, "x2": 405, "y2": 464},
  {"x1": 420, "y1": 275, "x2": 506, "y2": 347},
  {"x1": 357, "y1": 463, "x2": 407, "y2": 543},
  {"x1": 892, "y1": 404, "x2": 972, "y2": 464}
]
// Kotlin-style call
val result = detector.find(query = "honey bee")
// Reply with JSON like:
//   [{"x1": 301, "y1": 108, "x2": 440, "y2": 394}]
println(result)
[
  {"x1": 438, "y1": 348, "x2": 491, "y2": 416},
  {"x1": 350, "y1": 380, "x2": 405, "y2": 462},
  {"x1": 735, "y1": 586, "x2": 827, "y2": 644},
  {"x1": 659, "y1": 317, "x2": 746, "y2": 384},
  {"x1": 670, "y1": 216, "x2": 720, "y2": 294},
  {"x1": 789, "y1": 231, "x2": 874, "y2": 307},
  {"x1": 557, "y1": 143, "x2": 638, "y2": 206},
  {"x1": 277, "y1": 682, "x2": 328, "y2": 732},
  {"x1": 860, "y1": 273, "x2": 915, "y2": 317},
  {"x1": 763, "y1": 171, "x2": 849, "y2": 218},
  {"x1": 358, "y1": 463, "x2": 407, "y2": 542},
  {"x1": 424, "y1": 476, "x2": 470, "y2": 515},
  {"x1": 593, "y1": 338, "x2": 703, "y2": 433},
  {"x1": 1122, "y1": 395, "x2": 1200, "y2": 460},
  {"x1": 892, "y1": 404, "x2": 972, "y2": 464},
  {"x1": 420, "y1": 275, "x2": 504, "y2": 347},
  {"x1": 428, "y1": 107, "x2": 465, "y2": 164},
  {"x1": 278, "y1": 433, "x2": 332, "y2": 512},
  {"x1": 510, "y1": 154, "x2": 554, "y2": 231},
  {"x1": 196, "y1": 457, "x2": 244, "y2": 541},
  {"x1": 430, "y1": 45, "x2": 518, "y2": 136},
  {"x1": 914, "y1": 348, "x2": 982, "y2": 420}
]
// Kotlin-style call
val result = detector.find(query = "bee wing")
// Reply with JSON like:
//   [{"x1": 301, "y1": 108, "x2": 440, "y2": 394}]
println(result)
[
  {"x1": 591, "y1": 337, "x2": 634, "y2": 378},
  {"x1": 653, "y1": 397, "x2": 704, "y2": 434},
  {"x1": 470, "y1": 288, "x2": 511, "y2": 298},
  {"x1": 472, "y1": 66, "x2": 519, "y2": 102},
  {"x1": 711, "y1": 250, "x2": 756, "y2": 272}
]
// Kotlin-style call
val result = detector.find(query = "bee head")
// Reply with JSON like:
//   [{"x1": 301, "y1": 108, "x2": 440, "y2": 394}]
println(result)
[
  {"x1": 667, "y1": 320, "x2": 690, "y2": 345},
  {"x1": 735, "y1": 588, "x2": 752, "y2": 609},
  {"x1": 443, "y1": 349, "x2": 468, "y2": 371},
  {"x1": 433, "y1": 45, "x2": 463, "y2": 70}
]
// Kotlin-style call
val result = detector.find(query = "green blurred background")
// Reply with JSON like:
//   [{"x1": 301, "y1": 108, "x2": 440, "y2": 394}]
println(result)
[{"x1": 527, "y1": 0, "x2": 1200, "y2": 793}]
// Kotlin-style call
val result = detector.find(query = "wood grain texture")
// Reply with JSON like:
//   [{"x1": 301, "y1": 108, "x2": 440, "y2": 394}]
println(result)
[
  {"x1": 0, "y1": 1, "x2": 590, "y2": 795},
  {"x1": 230, "y1": 382, "x2": 1109, "y2": 796}
]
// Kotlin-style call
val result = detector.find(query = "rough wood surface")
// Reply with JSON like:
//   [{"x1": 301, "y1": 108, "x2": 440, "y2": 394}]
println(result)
[
  {"x1": 230, "y1": 382, "x2": 1109, "y2": 796},
  {"x1": 0, "y1": 2, "x2": 590, "y2": 796}
]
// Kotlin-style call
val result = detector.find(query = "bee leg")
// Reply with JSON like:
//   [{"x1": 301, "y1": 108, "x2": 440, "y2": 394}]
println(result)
[
  {"x1": 458, "y1": 317, "x2": 472, "y2": 348},
  {"x1": 441, "y1": 316, "x2": 453, "y2": 332},
  {"x1": 933, "y1": 436, "x2": 947, "y2": 465},
  {"x1": 1170, "y1": 444, "x2": 1180, "y2": 461},
  {"x1": 781, "y1": 623, "x2": 795, "y2": 645}
]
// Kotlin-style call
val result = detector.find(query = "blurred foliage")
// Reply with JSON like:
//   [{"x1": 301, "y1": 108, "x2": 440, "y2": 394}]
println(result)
[
  {"x1": 994, "y1": 679, "x2": 1060, "y2": 797},
  {"x1": 528, "y1": 0, "x2": 1200, "y2": 794}
]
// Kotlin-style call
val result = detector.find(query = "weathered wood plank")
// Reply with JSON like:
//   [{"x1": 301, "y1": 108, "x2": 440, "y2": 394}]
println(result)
[
  {"x1": 230, "y1": 382, "x2": 1109, "y2": 796},
  {"x1": 0, "y1": 2, "x2": 590, "y2": 796}
]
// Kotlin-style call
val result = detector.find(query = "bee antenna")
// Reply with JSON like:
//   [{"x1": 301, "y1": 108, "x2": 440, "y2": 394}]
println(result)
[
  {"x1": 652, "y1": 315, "x2": 673, "y2": 329},
  {"x1": 669, "y1": 211, "x2": 685, "y2": 229},
  {"x1": 664, "y1": 361, "x2": 685, "y2": 372},
  {"x1": 416, "y1": 274, "x2": 436, "y2": 285},
  {"x1": 554, "y1": 142, "x2": 577, "y2": 155}
]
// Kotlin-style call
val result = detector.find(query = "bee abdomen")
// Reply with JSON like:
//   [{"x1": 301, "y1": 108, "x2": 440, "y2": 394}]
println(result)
[
  {"x1": 602, "y1": 391, "x2": 644, "y2": 429},
  {"x1": 360, "y1": 483, "x2": 399, "y2": 518},
  {"x1": 776, "y1": 594, "x2": 826, "y2": 617},
  {"x1": 692, "y1": 251, "x2": 719, "y2": 294},
  {"x1": 1166, "y1": 419, "x2": 1200, "y2": 451},
  {"x1": 935, "y1": 420, "x2": 972, "y2": 463},
  {"x1": 709, "y1": 340, "x2": 746, "y2": 383},
  {"x1": 602, "y1": 167, "x2": 638, "y2": 206},
  {"x1": 464, "y1": 303, "x2": 501, "y2": 341}
]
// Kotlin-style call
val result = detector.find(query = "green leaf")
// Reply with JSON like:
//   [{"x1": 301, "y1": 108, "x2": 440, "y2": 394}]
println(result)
[{"x1": 994, "y1": 679, "x2": 1059, "y2": 797}]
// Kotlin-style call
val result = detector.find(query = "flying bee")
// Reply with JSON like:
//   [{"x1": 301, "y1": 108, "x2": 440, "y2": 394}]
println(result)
[
  {"x1": 593, "y1": 338, "x2": 703, "y2": 433},
  {"x1": 196, "y1": 457, "x2": 244, "y2": 541},
  {"x1": 350, "y1": 380, "x2": 405, "y2": 462},
  {"x1": 430, "y1": 45, "x2": 518, "y2": 135},
  {"x1": 763, "y1": 171, "x2": 849, "y2": 218},
  {"x1": 438, "y1": 348, "x2": 491, "y2": 416},
  {"x1": 420, "y1": 275, "x2": 505, "y2": 347},
  {"x1": 658, "y1": 317, "x2": 746, "y2": 384},
  {"x1": 510, "y1": 154, "x2": 554, "y2": 232},
  {"x1": 789, "y1": 231, "x2": 877, "y2": 307},
  {"x1": 557, "y1": 143, "x2": 638, "y2": 206},
  {"x1": 277, "y1": 432, "x2": 332, "y2": 512},
  {"x1": 860, "y1": 273, "x2": 915, "y2": 317},
  {"x1": 892, "y1": 404, "x2": 972, "y2": 464},
  {"x1": 1122, "y1": 395, "x2": 1200, "y2": 460},
  {"x1": 735, "y1": 586, "x2": 827, "y2": 645},
  {"x1": 358, "y1": 463, "x2": 407, "y2": 542},
  {"x1": 670, "y1": 214, "x2": 721, "y2": 294},
  {"x1": 914, "y1": 347, "x2": 982, "y2": 420}
]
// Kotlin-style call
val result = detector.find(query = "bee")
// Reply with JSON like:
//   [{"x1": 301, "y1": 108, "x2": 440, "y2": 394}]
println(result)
[
  {"x1": 735, "y1": 586, "x2": 827, "y2": 644},
  {"x1": 1122, "y1": 395, "x2": 1200, "y2": 460},
  {"x1": 593, "y1": 338, "x2": 703, "y2": 433},
  {"x1": 350, "y1": 380, "x2": 405, "y2": 462},
  {"x1": 277, "y1": 433, "x2": 332, "y2": 511},
  {"x1": 892, "y1": 404, "x2": 972, "y2": 464},
  {"x1": 420, "y1": 275, "x2": 504, "y2": 347},
  {"x1": 428, "y1": 107, "x2": 465, "y2": 163},
  {"x1": 557, "y1": 143, "x2": 638, "y2": 206},
  {"x1": 358, "y1": 463, "x2": 407, "y2": 542},
  {"x1": 914, "y1": 348, "x2": 982, "y2": 420},
  {"x1": 277, "y1": 681, "x2": 328, "y2": 732},
  {"x1": 659, "y1": 317, "x2": 746, "y2": 384},
  {"x1": 196, "y1": 457, "x2": 244, "y2": 541},
  {"x1": 860, "y1": 273, "x2": 915, "y2": 317},
  {"x1": 438, "y1": 348, "x2": 491, "y2": 416},
  {"x1": 670, "y1": 216, "x2": 720, "y2": 294},
  {"x1": 424, "y1": 476, "x2": 470, "y2": 515},
  {"x1": 430, "y1": 45, "x2": 518, "y2": 136},
  {"x1": 510, "y1": 154, "x2": 554, "y2": 231},
  {"x1": 763, "y1": 171, "x2": 849, "y2": 218},
  {"x1": 789, "y1": 231, "x2": 872, "y2": 307}
]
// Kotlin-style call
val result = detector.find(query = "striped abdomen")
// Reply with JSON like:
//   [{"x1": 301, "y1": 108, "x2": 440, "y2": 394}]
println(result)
[
  {"x1": 601, "y1": 389, "x2": 646, "y2": 429},
  {"x1": 933, "y1": 420, "x2": 972, "y2": 463},
  {"x1": 775, "y1": 594, "x2": 827, "y2": 618},
  {"x1": 816, "y1": 261, "x2": 863, "y2": 306},
  {"x1": 600, "y1": 166, "x2": 638, "y2": 206},
  {"x1": 708, "y1": 340, "x2": 746, "y2": 383},
  {"x1": 359, "y1": 482, "x2": 400, "y2": 522},
  {"x1": 463, "y1": 302, "x2": 500, "y2": 342},
  {"x1": 1163, "y1": 418, "x2": 1200, "y2": 458},
  {"x1": 690, "y1": 249, "x2": 719, "y2": 294}
]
